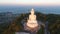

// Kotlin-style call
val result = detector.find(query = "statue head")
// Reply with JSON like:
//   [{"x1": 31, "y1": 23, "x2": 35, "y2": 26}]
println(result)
[{"x1": 31, "y1": 8, "x2": 34, "y2": 15}]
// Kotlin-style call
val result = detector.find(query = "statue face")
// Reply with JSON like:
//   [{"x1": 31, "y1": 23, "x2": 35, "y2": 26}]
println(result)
[{"x1": 31, "y1": 11, "x2": 34, "y2": 15}]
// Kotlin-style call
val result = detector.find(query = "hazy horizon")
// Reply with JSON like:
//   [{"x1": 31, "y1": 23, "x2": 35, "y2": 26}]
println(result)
[
  {"x1": 0, "y1": 0, "x2": 60, "y2": 14},
  {"x1": 0, "y1": 5, "x2": 60, "y2": 14}
]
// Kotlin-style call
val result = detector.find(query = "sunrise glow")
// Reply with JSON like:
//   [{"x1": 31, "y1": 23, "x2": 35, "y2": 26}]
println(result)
[{"x1": 0, "y1": 0, "x2": 60, "y2": 5}]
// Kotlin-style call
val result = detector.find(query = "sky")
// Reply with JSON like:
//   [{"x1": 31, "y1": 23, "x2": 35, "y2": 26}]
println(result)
[{"x1": 0, "y1": 0, "x2": 60, "y2": 6}]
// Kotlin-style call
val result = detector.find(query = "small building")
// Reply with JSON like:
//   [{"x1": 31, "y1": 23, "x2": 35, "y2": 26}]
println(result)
[{"x1": 15, "y1": 32, "x2": 30, "y2": 34}]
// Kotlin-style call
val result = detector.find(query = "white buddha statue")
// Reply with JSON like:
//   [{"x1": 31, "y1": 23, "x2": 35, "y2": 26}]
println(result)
[
  {"x1": 27, "y1": 8, "x2": 38, "y2": 28},
  {"x1": 29, "y1": 8, "x2": 36, "y2": 20}
]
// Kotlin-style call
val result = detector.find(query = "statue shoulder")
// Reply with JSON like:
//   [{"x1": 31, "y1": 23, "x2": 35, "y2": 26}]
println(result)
[{"x1": 34, "y1": 15, "x2": 36, "y2": 17}]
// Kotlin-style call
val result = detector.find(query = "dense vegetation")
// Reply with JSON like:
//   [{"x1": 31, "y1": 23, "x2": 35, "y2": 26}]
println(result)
[{"x1": 0, "y1": 12, "x2": 60, "y2": 34}]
